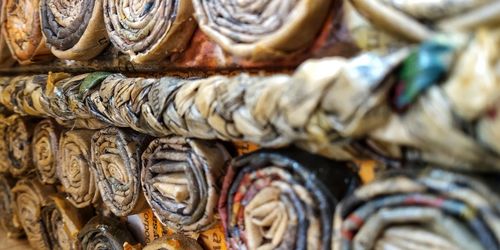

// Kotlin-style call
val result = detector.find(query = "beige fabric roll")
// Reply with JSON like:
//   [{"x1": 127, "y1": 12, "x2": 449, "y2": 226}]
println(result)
[
  {"x1": 58, "y1": 130, "x2": 100, "y2": 208},
  {"x1": 7, "y1": 116, "x2": 36, "y2": 177},
  {"x1": 0, "y1": 174, "x2": 24, "y2": 238},
  {"x1": 192, "y1": 0, "x2": 331, "y2": 60},
  {"x1": 143, "y1": 234, "x2": 203, "y2": 250},
  {"x1": 40, "y1": 0, "x2": 109, "y2": 60},
  {"x1": 32, "y1": 119, "x2": 60, "y2": 184},
  {"x1": 12, "y1": 178, "x2": 56, "y2": 250},
  {"x1": 103, "y1": 0, "x2": 196, "y2": 63},
  {"x1": 0, "y1": 115, "x2": 11, "y2": 173},
  {"x1": 2, "y1": 0, "x2": 53, "y2": 64}
]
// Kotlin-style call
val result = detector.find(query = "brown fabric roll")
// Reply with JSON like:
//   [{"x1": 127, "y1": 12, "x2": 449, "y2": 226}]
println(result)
[
  {"x1": 141, "y1": 136, "x2": 231, "y2": 233},
  {"x1": 143, "y1": 234, "x2": 203, "y2": 250},
  {"x1": 33, "y1": 119, "x2": 60, "y2": 184},
  {"x1": 91, "y1": 127, "x2": 149, "y2": 216},
  {"x1": 192, "y1": 0, "x2": 331, "y2": 60},
  {"x1": 0, "y1": 115, "x2": 11, "y2": 173},
  {"x1": 0, "y1": 0, "x2": 15, "y2": 67},
  {"x1": 40, "y1": 0, "x2": 109, "y2": 60},
  {"x1": 103, "y1": 0, "x2": 196, "y2": 63},
  {"x1": 78, "y1": 215, "x2": 139, "y2": 250},
  {"x1": 2, "y1": 0, "x2": 52, "y2": 64},
  {"x1": 12, "y1": 178, "x2": 56, "y2": 250},
  {"x1": 7, "y1": 116, "x2": 36, "y2": 177},
  {"x1": 58, "y1": 130, "x2": 100, "y2": 208},
  {"x1": 41, "y1": 195, "x2": 89, "y2": 250},
  {"x1": 0, "y1": 174, "x2": 24, "y2": 238}
]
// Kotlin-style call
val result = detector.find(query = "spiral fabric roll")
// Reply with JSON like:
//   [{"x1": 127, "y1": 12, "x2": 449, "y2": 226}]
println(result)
[
  {"x1": 103, "y1": 0, "x2": 196, "y2": 63},
  {"x1": 7, "y1": 116, "x2": 35, "y2": 177},
  {"x1": 42, "y1": 195, "x2": 89, "y2": 250},
  {"x1": 143, "y1": 234, "x2": 203, "y2": 250},
  {"x1": 0, "y1": 0, "x2": 14, "y2": 67},
  {"x1": 32, "y1": 119, "x2": 60, "y2": 184},
  {"x1": 78, "y1": 215, "x2": 139, "y2": 250},
  {"x1": 58, "y1": 130, "x2": 100, "y2": 208},
  {"x1": 40, "y1": 0, "x2": 109, "y2": 60},
  {"x1": 12, "y1": 178, "x2": 56, "y2": 250},
  {"x1": 141, "y1": 136, "x2": 231, "y2": 233},
  {"x1": 0, "y1": 174, "x2": 24, "y2": 238},
  {"x1": 192, "y1": 0, "x2": 331, "y2": 59},
  {"x1": 0, "y1": 118, "x2": 10, "y2": 173},
  {"x1": 91, "y1": 127, "x2": 149, "y2": 216},
  {"x1": 334, "y1": 169, "x2": 500, "y2": 250},
  {"x1": 2, "y1": 0, "x2": 52, "y2": 64},
  {"x1": 219, "y1": 148, "x2": 360, "y2": 250}
]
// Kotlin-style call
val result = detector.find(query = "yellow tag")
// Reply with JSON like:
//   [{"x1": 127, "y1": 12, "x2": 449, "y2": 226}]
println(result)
[
  {"x1": 138, "y1": 209, "x2": 167, "y2": 244},
  {"x1": 356, "y1": 160, "x2": 376, "y2": 184},
  {"x1": 198, "y1": 223, "x2": 227, "y2": 250},
  {"x1": 233, "y1": 141, "x2": 259, "y2": 156}
]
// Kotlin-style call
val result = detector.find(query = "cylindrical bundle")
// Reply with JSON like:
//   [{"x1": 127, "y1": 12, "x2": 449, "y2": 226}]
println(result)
[
  {"x1": 192, "y1": 0, "x2": 332, "y2": 59},
  {"x1": 0, "y1": 117, "x2": 10, "y2": 173},
  {"x1": 1, "y1": 0, "x2": 52, "y2": 64},
  {"x1": 0, "y1": 75, "x2": 49, "y2": 117},
  {"x1": 0, "y1": 0, "x2": 15, "y2": 67},
  {"x1": 0, "y1": 174, "x2": 24, "y2": 238},
  {"x1": 78, "y1": 215, "x2": 139, "y2": 250},
  {"x1": 219, "y1": 148, "x2": 360, "y2": 250},
  {"x1": 91, "y1": 127, "x2": 150, "y2": 216},
  {"x1": 141, "y1": 136, "x2": 231, "y2": 232},
  {"x1": 40, "y1": 0, "x2": 109, "y2": 60},
  {"x1": 32, "y1": 119, "x2": 61, "y2": 184},
  {"x1": 12, "y1": 178, "x2": 56, "y2": 250},
  {"x1": 58, "y1": 130, "x2": 100, "y2": 208},
  {"x1": 143, "y1": 234, "x2": 203, "y2": 250},
  {"x1": 7, "y1": 116, "x2": 36, "y2": 177},
  {"x1": 103, "y1": 0, "x2": 196, "y2": 63},
  {"x1": 41, "y1": 195, "x2": 90, "y2": 250},
  {"x1": 334, "y1": 169, "x2": 500, "y2": 250}
]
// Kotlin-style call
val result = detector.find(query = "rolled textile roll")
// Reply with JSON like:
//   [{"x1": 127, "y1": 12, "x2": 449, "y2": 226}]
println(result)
[
  {"x1": 78, "y1": 215, "x2": 139, "y2": 250},
  {"x1": 58, "y1": 130, "x2": 100, "y2": 208},
  {"x1": 91, "y1": 127, "x2": 150, "y2": 216},
  {"x1": 12, "y1": 178, "x2": 56, "y2": 250},
  {"x1": 0, "y1": 0, "x2": 15, "y2": 67},
  {"x1": 103, "y1": 0, "x2": 196, "y2": 63},
  {"x1": 143, "y1": 234, "x2": 203, "y2": 250},
  {"x1": 192, "y1": 0, "x2": 331, "y2": 59},
  {"x1": 219, "y1": 148, "x2": 360, "y2": 250},
  {"x1": 41, "y1": 195, "x2": 90, "y2": 250},
  {"x1": 334, "y1": 169, "x2": 500, "y2": 250},
  {"x1": 0, "y1": 174, "x2": 24, "y2": 238},
  {"x1": 2, "y1": 0, "x2": 52, "y2": 64},
  {"x1": 40, "y1": 0, "x2": 109, "y2": 60},
  {"x1": 141, "y1": 136, "x2": 231, "y2": 232},
  {"x1": 32, "y1": 119, "x2": 60, "y2": 184},
  {"x1": 7, "y1": 116, "x2": 36, "y2": 177},
  {"x1": 0, "y1": 117, "x2": 10, "y2": 173}
]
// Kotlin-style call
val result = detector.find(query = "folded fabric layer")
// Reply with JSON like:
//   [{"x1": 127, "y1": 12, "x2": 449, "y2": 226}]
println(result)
[
  {"x1": 141, "y1": 136, "x2": 231, "y2": 232},
  {"x1": 7, "y1": 116, "x2": 36, "y2": 177},
  {"x1": 33, "y1": 119, "x2": 60, "y2": 184},
  {"x1": 143, "y1": 234, "x2": 203, "y2": 250},
  {"x1": 2, "y1": 0, "x2": 52, "y2": 64},
  {"x1": 40, "y1": 0, "x2": 109, "y2": 60},
  {"x1": 78, "y1": 215, "x2": 139, "y2": 250},
  {"x1": 42, "y1": 195, "x2": 89, "y2": 250},
  {"x1": 0, "y1": 174, "x2": 24, "y2": 238},
  {"x1": 192, "y1": 0, "x2": 331, "y2": 60},
  {"x1": 334, "y1": 169, "x2": 500, "y2": 250},
  {"x1": 219, "y1": 148, "x2": 360, "y2": 250},
  {"x1": 103, "y1": 0, "x2": 196, "y2": 63},
  {"x1": 91, "y1": 127, "x2": 149, "y2": 216},
  {"x1": 12, "y1": 178, "x2": 56, "y2": 250},
  {"x1": 58, "y1": 130, "x2": 100, "y2": 208}
]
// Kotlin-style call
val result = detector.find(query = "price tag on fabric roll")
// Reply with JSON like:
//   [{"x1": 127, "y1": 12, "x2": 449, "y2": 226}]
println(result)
[
  {"x1": 233, "y1": 141, "x2": 259, "y2": 155},
  {"x1": 355, "y1": 160, "x2": 376, "y2": 184},
  {"x1": 198, "y1": 223, "x2": 227, "y2": 250},
  {"x1": 138, "y1": 209, "x2": 168, "y2": 244}
]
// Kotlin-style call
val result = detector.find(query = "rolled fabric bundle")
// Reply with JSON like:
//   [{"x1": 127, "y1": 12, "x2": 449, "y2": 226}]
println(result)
[
  {"x1": 42, "y1": 195, "x2": 90, "y2": 250},
  {"x1": 0, "y1": 0, "x2": 15, "y2": 67},
  {"x1": 0, "y1": 75, "x2": 49, "y2": 117},
  {"x1": 0, "y1": 174, "x2": 24, "y2": 238},
  {"x1": 141, "y1": 136, "x2": 231, "y2": 232},
  {"x1": 7, "y1": 116, "x2": 36, "y2": 177},
  {"x1": 40, "y1": 0, "x2": 109, "y2": 60},
  {"x1": 2, "y1": 0, "x2": 52, "y2": 64},
  {"x1": 32, "y1": 119, "x2": 60, "y2": 184},
  {"x1": 78, "y1": 215, "x2": 139, "y2": 250},
  {"x1": 334, "y1": 169, "x2": 500, "y2": 250},
  {"x1": 12, "y1": 178, "x2": 56, "y2": 250},
  {"x1": 103, "y1": 0, "x2": 196, "y2": 63},
  {"x1": 192, "y1": 0, "x2": 331, "y2": 59},
  {"x1": 219, "y1": 148, "x2": 360, "y2": 250},
  {"x1": 0, "y1": 118, "x2": 10, "y2": 173},
  {"x1": 58, "y1": 130, "x2": 100, "y2": 208},
  {"x1": 91, "y1": 127, "x2": 150, "y2": 216},
  {"x1": 143, "y1": 234, "x2": 203, "y2": 250}
]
